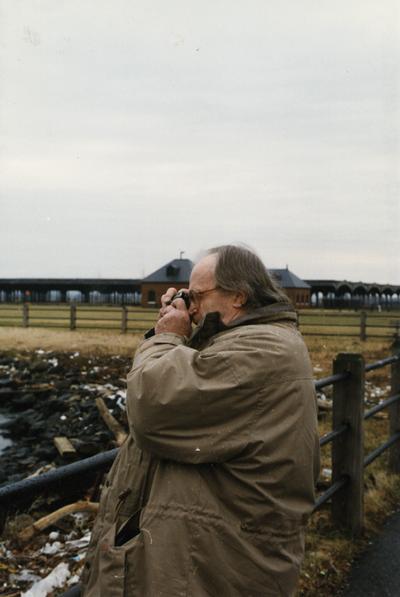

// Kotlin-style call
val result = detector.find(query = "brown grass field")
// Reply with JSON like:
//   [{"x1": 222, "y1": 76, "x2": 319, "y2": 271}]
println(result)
[{"x1": 0, "y1": 326, "x2": 399, "y2": 595}]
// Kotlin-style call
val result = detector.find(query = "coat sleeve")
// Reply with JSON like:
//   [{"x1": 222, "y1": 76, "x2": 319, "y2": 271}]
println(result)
[{"x1": 126, "y1": 332, "x2": 258, "y2": 464}]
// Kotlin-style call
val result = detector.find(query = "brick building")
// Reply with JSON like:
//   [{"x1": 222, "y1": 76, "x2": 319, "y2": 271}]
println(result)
[
  {"x1": 270, "y1": 268, "x2": 311, "y2": 308},
  {"x1": 141, "y1": 259, "x2": 310, "y2": 308},
  {"x1": 141, "y1": 259, "x2": 193, "y2": 307}
]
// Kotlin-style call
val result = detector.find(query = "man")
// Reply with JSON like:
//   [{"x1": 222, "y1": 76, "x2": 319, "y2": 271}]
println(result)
[{"x1": 81, "y1": 245, "x2": 320, "y2": 597}]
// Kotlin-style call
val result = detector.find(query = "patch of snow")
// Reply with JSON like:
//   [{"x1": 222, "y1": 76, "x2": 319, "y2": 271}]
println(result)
[
  {"x1": 10, "y1": 569, "x2": 42, "y2": 583},
  {"x1": 40, "y1": 541, "x2": 63, "y2": 555},
  {"x1": 48, "y1": 531, "x2": 59, "y2": 541},
  {"x1": 68, "y1": 574, "x2": 81, "y2": 585},
  {"x1": 66, "y1": 532, "x2": 91, "y2": 549},
  {"x1": 116, "y1": 396, "x2": 126, "y2": 411},
  {"x1": 105, "y1": 383, "x2": 119, "y2": 391},
  {"x1": 21, "y1": 562, "x2": 70, "y2": 597},
  {"x1": 322, "y1": 468, "x2": 332, "y2": 478}
]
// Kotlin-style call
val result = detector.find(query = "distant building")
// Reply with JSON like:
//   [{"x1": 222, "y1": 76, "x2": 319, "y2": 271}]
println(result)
[
  {"x1": 270, "y1": 269, "x2": 311, "y2": 308},
  {"x1": 141, "y1": 259, "x2": 193, "y2": 307},
  {"x1": 141, "y1": 259, "x2": 310, "y2": 308}
]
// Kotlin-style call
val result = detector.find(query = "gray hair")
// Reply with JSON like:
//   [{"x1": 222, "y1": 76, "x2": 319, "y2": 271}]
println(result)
[{"x1": 207, "y1": 244, "x2": 289, "y2": 309}]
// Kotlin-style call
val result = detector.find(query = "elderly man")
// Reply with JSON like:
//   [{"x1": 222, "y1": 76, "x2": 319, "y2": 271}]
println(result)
[{"x1": 81, "y1": 245, "x2": 320, "y2": 597}]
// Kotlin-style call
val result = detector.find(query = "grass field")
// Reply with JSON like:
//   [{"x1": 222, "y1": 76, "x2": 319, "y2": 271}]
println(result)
[{"x1": 0, "y1": 325, "x2": 399, "y2": 595}]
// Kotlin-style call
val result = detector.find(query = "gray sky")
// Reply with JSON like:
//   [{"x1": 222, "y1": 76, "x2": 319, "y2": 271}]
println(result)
[{"x1": 1, "y1": 1, "x2": 399, "y2": 283}]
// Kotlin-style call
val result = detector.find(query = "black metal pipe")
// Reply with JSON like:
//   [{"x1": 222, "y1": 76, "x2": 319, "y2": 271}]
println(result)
[
  {"x1": 0, "y1": 448, "x2": 118, "y2": 505},
  {"x1": 313, "y1": 476, "x2": 349, "y2": 511},
  {"x1": 363, "y1": 432, "x2": 400, "y2": 468},
  {"x1": 319, "y1": 424, "x2": 348, "y2": 447},
  {"x1": 314, "y1": 355, "x2": 399, "y2": 391},
  {"x1": 365, "y1": 355, "x2": 399, "y2": 372},
  {"x1": 364, "y1": 393, "x2": 400, "y2": 420},
  {"x1": 314, "y1": 372, "x2": 350, "y2": 390}
]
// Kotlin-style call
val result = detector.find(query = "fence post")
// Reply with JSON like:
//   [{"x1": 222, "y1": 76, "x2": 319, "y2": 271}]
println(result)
[
  {"x1": 121, "y1": 306, "x2": 128, "y2": 334},
  {"x1": 70, "y1": 305, "x2": 76, "y2": 331},
  {"x1": 359, "y1": 311, "x2": 367, "y2": 341},
  {"x1": 389, "y1": 340, "x2": 400, "y2": 473},
  {"x1": 22, "y1": 303, "x2": 29, "y2": 328},
  {"x1": 331, "y1": 353, "x2": 365, "y2": 536}
]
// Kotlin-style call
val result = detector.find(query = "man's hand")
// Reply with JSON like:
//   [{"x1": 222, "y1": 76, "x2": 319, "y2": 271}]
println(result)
[{"x1": 155, "y1": 287, "x2": 192, "y2": 337}]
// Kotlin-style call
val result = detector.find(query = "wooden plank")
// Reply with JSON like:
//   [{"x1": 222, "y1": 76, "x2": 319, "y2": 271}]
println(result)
[
  {"x1": 53, "y1": 436, "x2": 77, "y2": 457},
  {"x1": 331, "y1": 353, "x2": 365, "y2": 537},
  {"x1": 95, "y1": 397, "x2": 127, "y2": 446},
  {"x1": 18, "y1": 500, "x2": 99, "y2": 542}
]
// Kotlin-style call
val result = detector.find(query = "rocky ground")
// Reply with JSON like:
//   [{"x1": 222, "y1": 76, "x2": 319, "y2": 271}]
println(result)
[
  {"x1": 0, "y1": 350, "x2": 131, "y2": 485},
  {"x1": 0, "y1": 349, "x2": 132, "y2": 596}
]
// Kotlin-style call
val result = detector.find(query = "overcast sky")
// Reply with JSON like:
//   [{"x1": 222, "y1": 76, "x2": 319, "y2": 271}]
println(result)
[{"x1": 1, "y1": 1, "x2": 399, "y2": 283}]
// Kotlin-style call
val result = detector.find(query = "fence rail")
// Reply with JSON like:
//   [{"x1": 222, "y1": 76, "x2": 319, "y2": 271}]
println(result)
[
  {"x1": 1, "y1": 304, "x2": 400, "y2": 340},
  {"x1": 0, "y1": 303, "x2": 158, "y2": 334},
  {"x1": 299, "y1": 310, "x2": 400, "y2": 340}
]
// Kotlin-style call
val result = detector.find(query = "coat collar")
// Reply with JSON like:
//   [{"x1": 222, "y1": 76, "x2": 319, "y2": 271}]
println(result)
[{"x1": 189, "y1": 302, "x2": 297, "y2": 349}]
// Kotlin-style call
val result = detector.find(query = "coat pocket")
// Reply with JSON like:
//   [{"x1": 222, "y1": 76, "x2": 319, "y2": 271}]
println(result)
[{"x1": 98, "y1": 515, "x2": 143, "y2": 597}]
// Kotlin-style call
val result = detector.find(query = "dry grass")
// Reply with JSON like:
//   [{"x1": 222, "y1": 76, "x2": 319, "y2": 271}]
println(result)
[
  {"x1": 0, "y1": 326, "x2": 142, "y2": 357},
  {"x1": 0, "y1": 326, "x2": 394, "y2": 362}
]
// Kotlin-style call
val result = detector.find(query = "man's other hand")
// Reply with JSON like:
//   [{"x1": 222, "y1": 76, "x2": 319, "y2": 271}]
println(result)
[{"x1": 156, "y1": 289, "x2": 191, "y2": 337}]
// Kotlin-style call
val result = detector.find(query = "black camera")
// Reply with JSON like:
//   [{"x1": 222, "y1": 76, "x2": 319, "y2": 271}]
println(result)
[{"x1": 169, "y1": 290, "x2": 190, "y2": 309}]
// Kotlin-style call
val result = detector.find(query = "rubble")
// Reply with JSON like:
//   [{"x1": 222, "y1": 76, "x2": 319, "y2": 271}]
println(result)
[
  {"x1": 0, "y1": 350, "x2": 131, "y2": 486},
  {"x1": 0, "y1": 349, "x2": 132, "y2": 595}
]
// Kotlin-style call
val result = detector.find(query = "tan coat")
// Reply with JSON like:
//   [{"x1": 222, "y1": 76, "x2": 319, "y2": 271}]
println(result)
[{"x1": 82, "y1": 305, "x2": 320, "y2": 597}]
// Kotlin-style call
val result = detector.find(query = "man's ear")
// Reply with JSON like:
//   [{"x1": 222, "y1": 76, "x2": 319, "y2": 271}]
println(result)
[{"x1": 232, "y1": 291, "x2": 247, "y2": 309}]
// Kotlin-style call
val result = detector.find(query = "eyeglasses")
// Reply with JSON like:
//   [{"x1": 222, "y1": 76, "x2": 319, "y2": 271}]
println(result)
[{"x1": 188, "y1": 287, "x2": 219, "y2": 304}]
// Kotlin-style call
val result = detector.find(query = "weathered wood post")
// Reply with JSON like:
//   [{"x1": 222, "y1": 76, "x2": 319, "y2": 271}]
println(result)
[
  {"x1": 22, "y1": 303, "x2": 29, "y2": 328},
  {"x1": 359, "y1": 311, "x2": 367, "y2": 341},
  {"x1": 332, "y1": 353, "x2": 365, "y2": 536},
  {"x1": 389, "y1": 340, "x2": 400, "y2": 473},
  {"x1": 121, "y1": 306, "x2": 128, "y2": 334},
  {"x1": 70, "y1": 305, "x2": 77, "y2": 331}
]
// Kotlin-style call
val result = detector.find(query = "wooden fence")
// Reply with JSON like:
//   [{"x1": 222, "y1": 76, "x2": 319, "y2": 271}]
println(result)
[
  {"x1": 0, "y1": 304, "x2": 157, "y2": 334},
  {"x1": 0, "y1": 304, "x2": 400, "y2": 340},
  {"x1": 314, "y1": 341, "x2": 400, "y2": 535},
  {"x1": 299, "y1": 310, "x2": 400, "y2": 340}
]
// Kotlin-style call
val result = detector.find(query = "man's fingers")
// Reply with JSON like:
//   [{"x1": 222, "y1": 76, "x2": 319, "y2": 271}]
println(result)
[
  {"x1": 158, "y1": 304, "x2": 174, "y2": 319},
  {"x1": 172, "y1": 297, "x2": 188, "y2": 311},
  {"x1": 155, "y1": 304, "x2": 192, "y2": 337},
  {"x1": 161, "y1": 287, "x2": 177, "y2": 308}
]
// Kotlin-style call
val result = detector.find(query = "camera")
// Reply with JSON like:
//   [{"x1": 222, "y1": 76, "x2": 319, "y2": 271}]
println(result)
[{"x1": 169, "y1": 290, "x2": 190, "y2": 309}]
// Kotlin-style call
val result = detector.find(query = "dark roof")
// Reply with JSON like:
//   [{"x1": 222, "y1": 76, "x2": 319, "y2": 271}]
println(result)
[
  {"x1": 143, "y1": 260, "x2": 309, "y2": 289},
  {"x1": 270, "y1": 269, "x2": 310, "y2": 289},
  {"x1": 143, "y1": 259, "x2": 194, "y2": 283}
]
